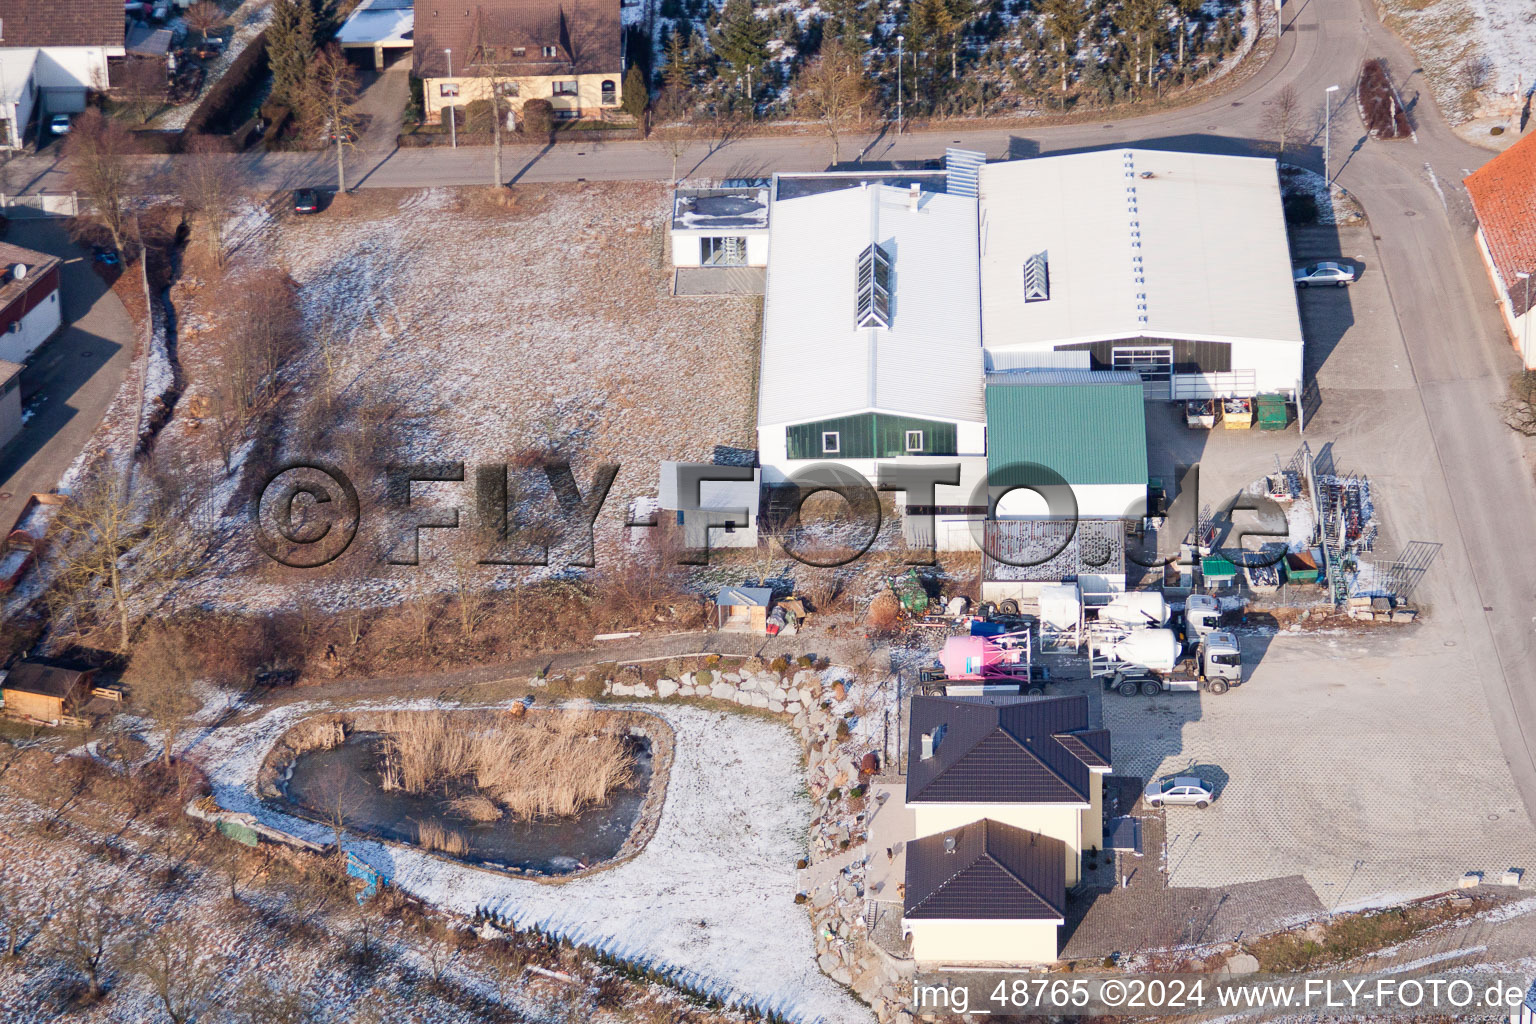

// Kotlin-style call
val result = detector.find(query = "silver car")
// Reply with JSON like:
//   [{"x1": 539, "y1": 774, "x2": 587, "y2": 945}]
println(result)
[
  {"x1": 1143, "y1": 775, "x2": 1214, "y2": 808},
  {"x1": 1293, "y1": 261, "x2": 1356, "y2": 287}
]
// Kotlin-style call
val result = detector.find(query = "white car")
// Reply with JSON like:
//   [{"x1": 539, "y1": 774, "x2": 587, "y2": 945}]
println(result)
[
  {"x1": 49, "y1": 114, "x2": 72, "y2": 135},
  {"x1": 1143, "y1": 775, "x2": 1214, "y2": 808},
  {"x1": 1293, "y1": 261, "x2": 1356, "y2": 287}
]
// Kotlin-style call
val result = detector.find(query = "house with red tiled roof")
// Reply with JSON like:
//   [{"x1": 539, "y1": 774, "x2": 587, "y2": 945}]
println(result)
[
  {"x1": 413, "y1": 0, "x2": 624, "y2": 127},
  {"x1": 1465, "y1": 131, "x2": 1536, "y2": 369},
  {"x1": 0, "y1": 0, "x2": 126, "y2": 149}
]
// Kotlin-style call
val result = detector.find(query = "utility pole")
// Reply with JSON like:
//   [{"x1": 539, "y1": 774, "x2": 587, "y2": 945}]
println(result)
[
  {"x1": 897, "y1": 35, "x2": 904, "y2": 134},
  {"x1": 1323, "y1": 83, "x2": 1339, "y2": 182},
  {"x1": 445, "y1": 48, "x2": 457, "y2": 149}
]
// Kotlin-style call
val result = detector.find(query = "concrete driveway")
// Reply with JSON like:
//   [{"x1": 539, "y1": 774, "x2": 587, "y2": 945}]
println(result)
[{"x1": 0, "y1": 218, "x2": 136, "y2": 527}]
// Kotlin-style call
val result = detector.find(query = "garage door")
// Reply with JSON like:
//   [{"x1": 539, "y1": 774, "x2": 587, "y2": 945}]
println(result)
[{"x1": 1112, "y1": 345, "x2": 1172, "y2": 399}]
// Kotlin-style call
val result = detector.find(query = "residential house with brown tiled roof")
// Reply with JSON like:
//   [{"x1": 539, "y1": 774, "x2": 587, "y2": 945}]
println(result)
[
  {"x1": 412, "y1": 0, "x2": 624, "y2": 127},
  {"x1": 901, "y1": 694, "x2": 1112, "y2": 964},
  {"x1": 1465, "y1": 131, "x2": 1536, "y2": 368},
  {"x1": 0, "y1": 0, "x2": 126, "y2": 148}
]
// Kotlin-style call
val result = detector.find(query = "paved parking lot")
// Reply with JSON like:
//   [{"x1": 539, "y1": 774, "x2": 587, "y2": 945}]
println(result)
[{"x1": 1067, "y1": 223, "x2": 1536, "y2": 908}]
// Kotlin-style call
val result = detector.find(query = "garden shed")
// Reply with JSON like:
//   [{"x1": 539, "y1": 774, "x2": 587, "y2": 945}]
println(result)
[{"x1": 715, "y1": 587, "x2": 773, "y2": 632}]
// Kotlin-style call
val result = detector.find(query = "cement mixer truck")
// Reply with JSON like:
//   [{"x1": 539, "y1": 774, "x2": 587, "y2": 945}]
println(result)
[{"x1": 1093, "y1": 628, "x2": 1243, "y2": 696}]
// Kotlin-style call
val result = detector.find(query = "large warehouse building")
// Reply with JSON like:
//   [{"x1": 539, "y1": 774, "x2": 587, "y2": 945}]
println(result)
[{"x1": 978, "y1": 149, "x2": 1305, "y2": 402}]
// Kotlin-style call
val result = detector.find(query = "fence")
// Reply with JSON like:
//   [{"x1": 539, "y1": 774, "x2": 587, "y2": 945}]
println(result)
[{"x1": 0, "y1": 191, "x2": 79, "y2": 217}]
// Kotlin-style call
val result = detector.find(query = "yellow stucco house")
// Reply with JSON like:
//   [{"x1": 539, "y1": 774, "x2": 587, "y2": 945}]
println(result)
[
  {"x1": 412, "y1": 0, "x2": 624, "y2": 126},
  {"x1": 902, "y1": 695, "x2": 1111, "y2": 965}
]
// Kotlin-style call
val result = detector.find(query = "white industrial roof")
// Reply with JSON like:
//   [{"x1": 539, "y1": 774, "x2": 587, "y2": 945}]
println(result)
[
  {"x1": 338, "y1": 0, "x2": 414, "y2": 45},
  {"x1": 978, "y1": 150, "x2": 1304, "y2": 351},
  {"x1": 758, "y1": 183, "x2": 984, "y2": 428}
]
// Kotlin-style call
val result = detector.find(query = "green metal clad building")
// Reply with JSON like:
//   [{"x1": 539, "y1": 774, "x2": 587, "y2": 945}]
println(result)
[{"x1": 984, "y1": 373, "x2": 1149, "y2": 516}]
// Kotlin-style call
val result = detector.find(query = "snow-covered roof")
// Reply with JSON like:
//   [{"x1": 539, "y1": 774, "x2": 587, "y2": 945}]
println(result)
[
  {"x1": 672, "y1": 187, "x2": 770, "y2": 232},
  {"x1": 338, "y1": 0, "x2": 414, "y2": 45},
  {"x1": 979, "y1": 150, "x2": 1304, "y2": 351},
  {"x1": 758, "y1": 182, "x2": 984, "y2": 429}
]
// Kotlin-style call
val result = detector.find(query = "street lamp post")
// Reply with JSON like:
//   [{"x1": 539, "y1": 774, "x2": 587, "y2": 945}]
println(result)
[
  {"x1": 1323, "y1": 84, "x2": 1340, "y2": 183},
  {"x1": 897, "y1": 36, "x2": 904, "y2": 135},
  {"x1": 445, "y1": 48, "x2": 457, "y2": 149},
  {"x1": 1519, "y1": 271, "x2": 1532, "y2": 364}
]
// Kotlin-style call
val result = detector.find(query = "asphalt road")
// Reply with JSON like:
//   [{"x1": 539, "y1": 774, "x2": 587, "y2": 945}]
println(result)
[
  {"x1": 0, "y1": 219, "x2": 137, "y2": 529},
  {"x1": 8, "y1": 0, "x2": 1534, "y2": 826}
]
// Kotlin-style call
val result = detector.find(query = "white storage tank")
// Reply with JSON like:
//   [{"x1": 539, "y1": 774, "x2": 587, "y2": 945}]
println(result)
[
  {"x1": 1109, "y1": 628, "x2": 1181, "y2": 673},
  {"x1": 1037, "y1": 583, "x2": 1081, "y2": 631},
  {"x1": 1099, "y1": 592, "x2": 1170, "y2": 628}
]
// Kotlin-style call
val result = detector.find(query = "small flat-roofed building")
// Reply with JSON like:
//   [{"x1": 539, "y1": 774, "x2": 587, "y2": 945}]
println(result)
[
  {"x1": 670, "y1": 185, "x2": 770, "y2": 268},
  {"x1": 0, "y1": 242, "x2": 61, "y2": 364},
  {"x1": 657, "y1": 460, "x2": 760, "y2": 549},
  {"x1": 338, "y1": 0, "x2": 415, "y2": 70}
]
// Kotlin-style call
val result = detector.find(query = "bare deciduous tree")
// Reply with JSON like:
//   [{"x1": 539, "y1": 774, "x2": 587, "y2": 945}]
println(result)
[
  {"x1": 470, "y1": 48, "x2": 518, "y2": 187},
  {"x1": 176, "y1": 136, "x2": 244, "y2": 269},
  {"x1": 45, "y1": 460, "x2": 191, "y2": 652},
  {"x1": 184, "y1": 1, "x2": 224, "y2": 42},
  {"x1": 123, "y1": 625, "x2": 203, "y2": 766},
  {"x1": 648, "y1": 89, "x2": 701, "y2": 183},
  {"x1": 0, "y1": 876, "x2": 42, "y2": 959},
  {"x1": 62, "y1": 109, "x2": 137, "y2": 252},
  {"x1": 48, "y1": 887, "x2": 119, "y2": 1000},
  {"x1": 136, "y1": 926, "x2": 223, "y2": 1024},
  {"x1": 230, "y1": 975, "x2": 315, "y2": 1024},
  {"x1": 305, "y1": 46, "x2": 362, "y2": 191},
  {"x1": 1259, "y1": 83, "x2": 1304, "y2": 155},
  {"x1": 795, "y1": 37, "x2": 871, "y2": 164}
]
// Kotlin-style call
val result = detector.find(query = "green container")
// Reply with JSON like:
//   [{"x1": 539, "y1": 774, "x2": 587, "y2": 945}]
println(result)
[
  {"x1": 1202, "y1": 556, "x2": 1237, "y2": 584},
  {"x1": 1256, "y1": 393, "x2": 1290, "y2": 430}
]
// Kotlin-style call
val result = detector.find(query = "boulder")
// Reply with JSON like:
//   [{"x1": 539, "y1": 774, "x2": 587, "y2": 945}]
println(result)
[
  {"x1": 787, "y1": 701, "x2": 803, "y2": 714},
  {"x1": 750, "y1": 692, "x2": 770, "y2": 708},
  {"x1": 830, "y1": 966, "x2": 852, "y2": 986},
  {"x1": 736, "y1": 690, "x2": 755, "y2": 706},
  {"x1": 677, "y1": 684, "x2": 695, "y2": 697},
  {"x1": 771, "y1": 686, "x2": 790, "y2": 702},
  {"x1": 817, "y1": 952, "x2": 840, "y2": 974},
  {"x1": 1221, "y1": 953, "x2": 1260, "y2": 976},
  {"x1": 798, "y1": 687, "x2": 817, "y2": 705},
  {"x1": 657, "y1": 678, "x2": 680, "y2": 698},
  {"x1": 769, "y1": 700, "x2": 785, "y2": 714},
  {"x1": 634, "y1": 683, "x2": 655, "y2": 698},
  {"x1": 612, "y1": 683, "x2": 635, "y2": 697},
  {"x1": 681, "y1": 672, "x2": 694, "y2": 687},
  {"x1": 724, "y1": 672, "x2": 742, "y2": 684},
  {"x1": 711, "y1": 682, "x2": 738, "y2": 701}
]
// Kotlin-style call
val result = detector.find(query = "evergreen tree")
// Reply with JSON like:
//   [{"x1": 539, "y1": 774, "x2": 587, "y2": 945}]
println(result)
[
  {"x1": 710, "y1": 0, "x2": 769, "y2": 89},
  {"x1": 662, "y1": 28, "x2": 695, "y2": 91},
  {"x1": 268, "y1": 0, "x2": 317, "y2": 110},
  {"x1": 622, "y1": 64, "x2": 650, "y2": 117}
]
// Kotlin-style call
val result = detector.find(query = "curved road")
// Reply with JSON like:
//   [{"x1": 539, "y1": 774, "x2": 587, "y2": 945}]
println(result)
[{"x1": 12, "y1": 0, "x2": 1534, "y2": 823}]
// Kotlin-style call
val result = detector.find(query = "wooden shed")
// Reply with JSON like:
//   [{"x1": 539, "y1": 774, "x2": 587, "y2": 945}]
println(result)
[
  {"x1": 714, "y1": 587, "x2": 773, "y2": 632},
  {"x1": 2, "y1": 660, "x2": 96, "y2": 724}
]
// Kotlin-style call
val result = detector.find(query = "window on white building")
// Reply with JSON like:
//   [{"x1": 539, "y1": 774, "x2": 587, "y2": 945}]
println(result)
[{"x1": 822, "y1": 432, "x2": 840, "y2": 454}]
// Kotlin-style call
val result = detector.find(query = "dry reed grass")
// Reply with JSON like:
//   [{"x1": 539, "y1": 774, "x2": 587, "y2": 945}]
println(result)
[
  {"x1": 417, "y1": 820, "x2": 470, "y2": 856},
  {"x1": 375, "y1": 710, "x2": 634, "y2": 821},
  {"x1": 446, "y1": 794, "x2": 503, "y2": 822}
]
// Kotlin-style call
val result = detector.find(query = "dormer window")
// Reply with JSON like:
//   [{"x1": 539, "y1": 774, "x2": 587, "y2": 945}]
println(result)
[
  {"x1": 542, "y1": 45, "x2": 558, "y2": 57},
  {"x1": 1024, "y1": 250, "x2": 1049, "y2": 302},
  {"x1": 855, "y1": 242, "x2": 892, "y2": 329}
]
